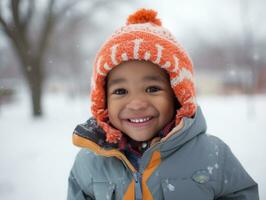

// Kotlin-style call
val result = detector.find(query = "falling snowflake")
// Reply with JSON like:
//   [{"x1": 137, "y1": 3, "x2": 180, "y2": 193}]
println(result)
[
  {"x1": 167, "y1": 183, "x2": 175, "y2": 192},
  {"x1": 207, "y1": 166, "x2": 213, "y2": 174},
  {"x1": 214, "y1": 163, "x2": 219, "y2": 169}
]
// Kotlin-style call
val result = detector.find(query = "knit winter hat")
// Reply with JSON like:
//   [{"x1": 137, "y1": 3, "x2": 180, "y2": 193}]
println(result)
[{"x1": 91, "y1": 9, "x2": 197, "y2": 144}]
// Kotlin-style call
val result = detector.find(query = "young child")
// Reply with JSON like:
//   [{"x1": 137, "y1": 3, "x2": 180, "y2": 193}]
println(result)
[{"x1": 67, "y1": 9, "x2": 259, "y2": 200}]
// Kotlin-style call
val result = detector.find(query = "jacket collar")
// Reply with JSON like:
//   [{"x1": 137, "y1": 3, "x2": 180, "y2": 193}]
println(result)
[
  {"x1": 73, "y1": 117, "x2": 118, "y2": 149},
  {"x1": 73, "y1": 106, "x2": 206, "y2": 154},
  {"x1": 156, "y1": 106, "x2": 207, "y2": 157}
]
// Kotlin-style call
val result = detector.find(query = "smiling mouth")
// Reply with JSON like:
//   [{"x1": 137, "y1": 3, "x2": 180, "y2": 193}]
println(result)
[{"x1": 127, "y1": 117, "x2": 152, "y2": 123}]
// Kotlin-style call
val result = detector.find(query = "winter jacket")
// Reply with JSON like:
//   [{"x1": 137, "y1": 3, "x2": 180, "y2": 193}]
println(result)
[{"x1": 67, "y1": 107, "x2": 259, "y2": 200}]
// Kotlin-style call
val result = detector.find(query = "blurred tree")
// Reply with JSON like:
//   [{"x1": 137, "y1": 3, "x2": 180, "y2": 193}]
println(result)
[
  {"x1": 0, "y1": 0, "x2": 129, "y2": 117},
  {"x1": 0, "y1": 0, "x2": 77, "y2": 116},
  {"x1": 239, "y1": 0, "x2": 266, "y2": 116}
]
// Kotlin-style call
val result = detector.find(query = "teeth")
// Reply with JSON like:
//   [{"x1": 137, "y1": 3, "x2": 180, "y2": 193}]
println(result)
[{"x1": 129, "y1": 117, "x2": 150, "y2": 123}]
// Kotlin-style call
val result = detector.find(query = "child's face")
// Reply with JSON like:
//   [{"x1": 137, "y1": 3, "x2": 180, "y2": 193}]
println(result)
[{"x1": 107, "y1": 60, "x2": 175, "y2": 142}]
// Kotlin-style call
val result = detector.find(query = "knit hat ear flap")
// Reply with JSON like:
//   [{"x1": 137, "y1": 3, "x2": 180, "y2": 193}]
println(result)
[{"x1": 91, "y1": 8, "x2": 197, "y2": 144}]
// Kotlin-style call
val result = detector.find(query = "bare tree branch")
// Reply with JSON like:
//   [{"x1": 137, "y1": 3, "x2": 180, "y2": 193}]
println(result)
[
  {"x1": 0, "y1": 14, "x2": 17, "y2": 43},
  {"x1": 11, "y1": 0, "x2": 22, "y2": 32},
  {"x1": 36, "y1": 0, "x2": 56, "y2": 63},
  {"x1": 0, "y1": 0, "x2": 130, "y2": 117},
  {"x1": 36, "y1": 0, "x2": 85, "y2": 61},
  {"x1": 21, "y1": 0, "x2": 35, "y2": 30},
  {"x1": 0, "y1": 15, "x2": 9, "y2": 34}
]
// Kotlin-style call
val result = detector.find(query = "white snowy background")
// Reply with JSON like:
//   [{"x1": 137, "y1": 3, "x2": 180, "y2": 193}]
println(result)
[
  {"x1": 1, "y1": 0, "x2": 265, "y2": 199},
  {"x1": 0, "y1": 92, "x2": 265, "y2": 199}
]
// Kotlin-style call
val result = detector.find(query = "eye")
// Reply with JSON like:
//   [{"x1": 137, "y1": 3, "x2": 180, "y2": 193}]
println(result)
[
  {"x1": 112, "y1": 88, "x2": 128, "y2": 95},
  {"x1": 146, "y1": 86, "x2": 161, "y2": 93}
]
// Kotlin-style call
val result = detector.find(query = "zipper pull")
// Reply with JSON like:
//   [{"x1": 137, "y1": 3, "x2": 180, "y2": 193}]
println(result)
[{"x1": 133, "y1": 172, "x2": 142, "y2": 200}]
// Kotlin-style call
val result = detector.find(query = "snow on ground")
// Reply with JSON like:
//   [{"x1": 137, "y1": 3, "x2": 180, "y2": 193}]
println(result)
[{"x1": 0, "y1": 92, "x2": 265, "y2": 199}]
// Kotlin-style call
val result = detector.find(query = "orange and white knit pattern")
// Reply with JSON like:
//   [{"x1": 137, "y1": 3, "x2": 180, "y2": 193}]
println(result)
[{"x1": 91, "y1": 9, "x2": 197, "y2": 143}]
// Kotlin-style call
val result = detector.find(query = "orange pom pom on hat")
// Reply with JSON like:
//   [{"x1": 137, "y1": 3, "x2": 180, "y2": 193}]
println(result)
[{"x1": 91, "y1": 9, "x2": 197, "y2": 144}]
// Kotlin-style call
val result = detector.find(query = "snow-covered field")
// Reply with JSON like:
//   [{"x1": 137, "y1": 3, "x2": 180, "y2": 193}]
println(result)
[{"x1": 0, "y1": 92, "x2": 265, "y2": 199}]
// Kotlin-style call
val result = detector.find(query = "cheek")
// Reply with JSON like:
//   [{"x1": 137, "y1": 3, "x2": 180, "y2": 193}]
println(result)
[
  {"x1": 108, "y1": 108, "x2": 117, "y2": 128},
  {"x1": 107, "y1": 101, "x2": 115, "y2": 117},
  {"x1": 157, "y1": 95, "x2": 175, "y2": 117},
  {"x1": 107, "y1": 99, "x2": 120, "y2": 124}
]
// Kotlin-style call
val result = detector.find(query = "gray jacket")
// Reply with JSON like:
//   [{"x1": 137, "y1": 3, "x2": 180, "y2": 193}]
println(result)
[{"x1": 67, "y1": 107, "x2": 259, "y2": 200}]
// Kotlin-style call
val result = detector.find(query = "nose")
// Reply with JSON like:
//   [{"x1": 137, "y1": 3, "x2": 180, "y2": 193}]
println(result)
[{"x1": 125, "y1": 96, "x2": 149, "y2": 111}]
